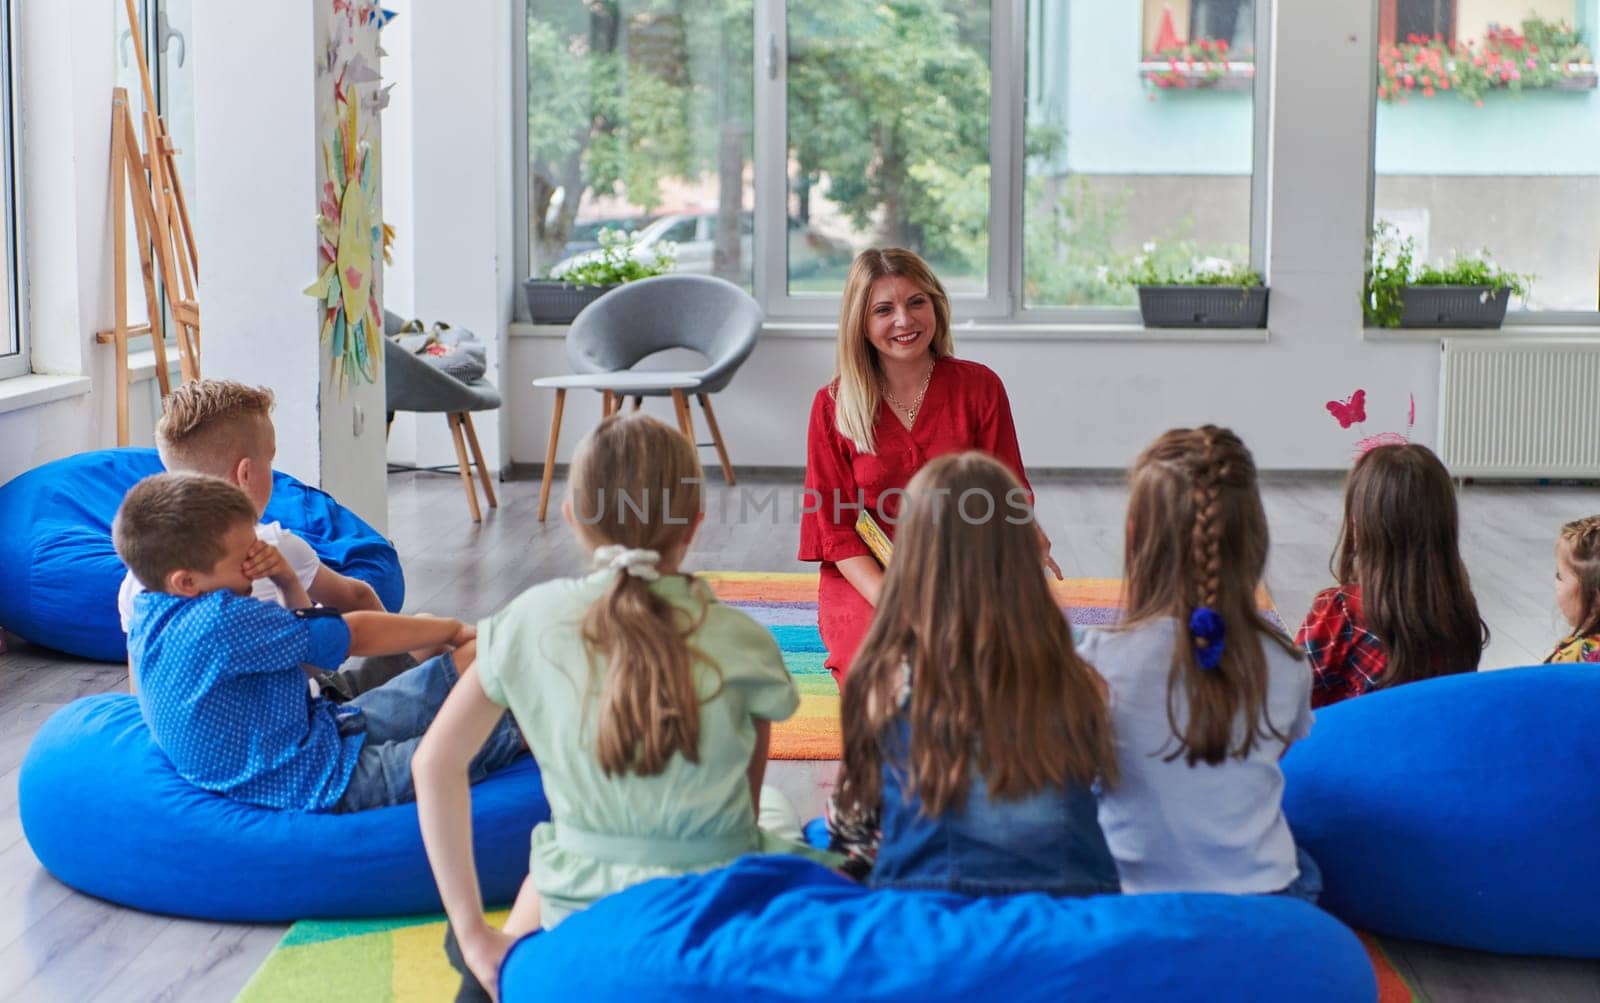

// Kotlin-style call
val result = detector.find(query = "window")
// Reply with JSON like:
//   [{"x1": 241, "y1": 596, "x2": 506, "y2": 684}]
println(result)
[
  {"x1": 1372, "y1": 0, "x2": 1600, "y2": 316},
  {"x1": 0, "y1": 0, "x2": 20, "y2": 380},
  {"x1": 521, "y1": 0, "x2": 754, "y2": 290},
  {"x1": 518, "y1": 0, "x2": 1271, "y2": 322}
]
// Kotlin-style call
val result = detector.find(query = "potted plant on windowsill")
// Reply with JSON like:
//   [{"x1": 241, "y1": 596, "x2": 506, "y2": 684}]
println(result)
[
  {"x1": 522, "y1": 229, "x2": 677, "y2": 324},
  {"x1": 1119, "y1": 256, "x2": 1268, "y2": 329},
  {"x1": 1364, "y1": 223, "x2": 1530, "y2": 329}
]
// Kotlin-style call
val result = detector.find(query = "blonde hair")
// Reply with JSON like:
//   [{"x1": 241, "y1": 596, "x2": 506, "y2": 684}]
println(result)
[
  {"x1": 832, "y1": 248, "x2": 954, "y2": 453},
  {"x1": 571, "y1": 414, "x2": 710, "y2": 776},
  {"x1": 156, "y1": 380, "x2": 276, "y2": 477},
  {"x1": 1557, "y1": 515, "x2": 1600, "y2": 637},
  {"x1": 112, "y1": 473, "x2": 258, "y2": 591},
  {"x1": 838, "y1": 452, "x2": 1117, "y2": 817},
  {"x1": 1332, "y1": 444, "x2": 1487, "y2": 687},
  {"x1": 1122, "y1": 426, "x2": 1300, "y2": 766}
]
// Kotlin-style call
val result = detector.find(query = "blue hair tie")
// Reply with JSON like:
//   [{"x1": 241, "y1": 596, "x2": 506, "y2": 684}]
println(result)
[{"x1": 1188, "y1": 607, "x2": 1226, "y2": 670}]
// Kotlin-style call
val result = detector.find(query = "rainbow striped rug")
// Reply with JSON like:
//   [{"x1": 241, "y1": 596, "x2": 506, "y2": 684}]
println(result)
[{"x1": 701, "y1": 573, "x2": 1281, "y2": 762}]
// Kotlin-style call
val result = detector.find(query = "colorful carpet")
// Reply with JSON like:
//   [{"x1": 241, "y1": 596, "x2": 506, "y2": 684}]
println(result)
[
  {"x1": 240, "y1": 910, "x2": 1415, "y2": 1002},
  {"x1": 700, "y1": 572, "x2": 1279, "y2": 762}
]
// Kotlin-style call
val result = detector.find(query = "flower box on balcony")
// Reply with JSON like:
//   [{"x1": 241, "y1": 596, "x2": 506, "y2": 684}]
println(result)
[
  {"x1": 1396, "y1": 286, "x2": 1510, "y2": 328},
  {"x1": 521, "y1": 279, "x2": 615, "y2": 325},
  {"x1": 1137, "y1": 285, "x2": 1269, "y2": 329}
]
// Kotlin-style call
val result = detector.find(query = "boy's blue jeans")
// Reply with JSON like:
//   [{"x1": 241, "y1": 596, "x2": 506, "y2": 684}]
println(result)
[{"x1": 332, "y1": 650, "x2": 526, "y2": 813}]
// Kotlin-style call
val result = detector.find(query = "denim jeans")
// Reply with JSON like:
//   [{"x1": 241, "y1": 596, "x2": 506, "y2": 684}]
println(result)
[
  {"x1": 332, "y1": 650, "x2": 527, "y2": 813},
  {"x1": 1275, "y1": 844, "x2": 1324, "y2": 904}
]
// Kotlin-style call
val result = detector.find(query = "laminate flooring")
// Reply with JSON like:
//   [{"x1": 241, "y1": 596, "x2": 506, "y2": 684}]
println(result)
[{"x1": 1, "y1": 468, "x2": 1596, "y2": 1001}]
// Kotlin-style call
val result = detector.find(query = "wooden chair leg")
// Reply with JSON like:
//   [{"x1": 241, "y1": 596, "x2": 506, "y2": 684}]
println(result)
[
  {"x1": 670, "y1": 389, "x2": 694, "y2": 442},
  {"x1": 461, "y1": 411, "x2": 498, "y2": 510},
  {"x1": 631, "y1": 395, "x2": 643, "y2": 411},
  {"x1": 447, "y1": 412, "x2": 482, "y2": 523},
  {"x1": 697, "y1": 393, "x2": 736, "y2": 486},
  {"x1": 602, "y1": 389, "x2": 616, "y2": 416},
  {"x1": 538, "y1": 388, "x2": 566, "y2": 522}
]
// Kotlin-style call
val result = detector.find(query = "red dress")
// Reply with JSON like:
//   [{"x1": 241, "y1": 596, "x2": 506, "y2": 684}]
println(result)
[{"x1": 798, "y1": 357, "x2": 1033, "y2": 686}]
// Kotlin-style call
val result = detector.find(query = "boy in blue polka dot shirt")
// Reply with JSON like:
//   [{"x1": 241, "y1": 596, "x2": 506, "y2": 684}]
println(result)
[{"x1": 113, "y1": 472, "x2": 526, "y2": 813}]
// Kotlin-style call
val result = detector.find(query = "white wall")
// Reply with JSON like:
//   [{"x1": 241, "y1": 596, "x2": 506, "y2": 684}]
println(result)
[
  {"x1": 506, "y1": 0, "x2": 1447, "y2": 473},
  {"x1": 382, "y1": 0, "x2": 516, "y2": 476}
]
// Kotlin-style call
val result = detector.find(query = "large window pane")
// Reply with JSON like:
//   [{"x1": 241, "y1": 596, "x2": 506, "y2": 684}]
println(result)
[
  {"x1": 0, "y1": 0, "x2": 14, "y2": 373},
  {"x1": 1023, "y1": 0, "x2": 1257, "y2": 309},
  {"x1": 1373, "y1": 1, "x2": 1599, "y2": 312},
  {"x1": 525, "y1": 1, "x2": 754, "y2": 289},
  {"x1": 785, "y1": 0, "x2": 991, "y2": 295}
]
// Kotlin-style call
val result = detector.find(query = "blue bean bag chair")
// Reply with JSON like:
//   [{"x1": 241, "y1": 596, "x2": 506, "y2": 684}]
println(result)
[
  {"x1": 1283, "y1": 665, "x2": 1600, "y2": 958},
  {"x1": 0, "y1": 447, "x2": 404, "y2": 662},
  {"x1": 20, "y1": 694, "x2": 544, "y2": 921},
  {"x1": 499, "y1": 855, "x2": 1376, "y2": 1002}
]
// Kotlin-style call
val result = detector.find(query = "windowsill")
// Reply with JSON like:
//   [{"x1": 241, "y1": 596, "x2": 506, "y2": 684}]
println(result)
[
  {"x1": 1364, "y1": 324, "x2": 1600, "y2": 342},
  {"x1": 128, "y1": 347, "x2": 183, "y2": 383},
  {"x1": 0, "y1": 372, "x2": 92, "y2": 415},
  {"x1": 509, "y1": 320, "x2": 1271, "y2": 344}
]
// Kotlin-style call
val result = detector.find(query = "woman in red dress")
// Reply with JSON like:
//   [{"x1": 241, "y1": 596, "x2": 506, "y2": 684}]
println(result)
[{"x1": 799, "y1": 248, "x2": 1060, "y2": 686}]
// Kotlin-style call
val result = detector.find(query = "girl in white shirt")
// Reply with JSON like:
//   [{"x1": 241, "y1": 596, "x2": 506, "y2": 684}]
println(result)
[{"x1": 1078, "y1": 425, "x2": 1319, "y2": 901}]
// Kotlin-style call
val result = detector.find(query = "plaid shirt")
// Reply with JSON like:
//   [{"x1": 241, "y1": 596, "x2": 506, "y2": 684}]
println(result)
[{"x1": 1296, "y1": 586, "x2": 1387, "y2": 709}]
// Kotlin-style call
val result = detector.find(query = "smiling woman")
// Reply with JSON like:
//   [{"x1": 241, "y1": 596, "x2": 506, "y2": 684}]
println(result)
[{"x1": 799, "y1": 248, "x2": 1059, "y2": 686}]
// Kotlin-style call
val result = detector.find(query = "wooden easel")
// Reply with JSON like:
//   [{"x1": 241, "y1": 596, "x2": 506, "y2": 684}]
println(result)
[{"x1": 97, "y1": 0, "x2": 200, "y2": 445}]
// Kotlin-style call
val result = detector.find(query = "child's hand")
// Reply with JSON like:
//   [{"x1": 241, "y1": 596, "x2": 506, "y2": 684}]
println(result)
[
  {"x1": 242, "y1": 541, "x2": 298, "y2": 590},
  {"x1": 460, "y1": 926, "x2": 516, "y2": 1002}
]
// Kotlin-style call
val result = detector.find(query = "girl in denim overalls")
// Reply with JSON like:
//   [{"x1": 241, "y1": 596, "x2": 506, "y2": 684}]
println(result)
[{"x1": 833, "y1": 452, "x2": 1120, "y2": 896}]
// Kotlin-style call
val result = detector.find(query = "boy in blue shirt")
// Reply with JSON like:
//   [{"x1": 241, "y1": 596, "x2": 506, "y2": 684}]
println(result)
[{"x1": 113, "y1": 472, "x2": 525, "y2": 812}]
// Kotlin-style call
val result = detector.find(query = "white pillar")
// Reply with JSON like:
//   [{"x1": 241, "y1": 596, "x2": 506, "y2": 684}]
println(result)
[{"x1": 193, "y1": 0, "x2": 388, "y2": 530}]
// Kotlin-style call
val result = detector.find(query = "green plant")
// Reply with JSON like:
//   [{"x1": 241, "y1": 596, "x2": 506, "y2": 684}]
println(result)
[
  {"x1": 1114, "y1": 247, "x2": 1261, "y2": 288},
  {"x1": 1377, "y1": 17, "x2": 1594, "y2": 106},
  {"x1": 549, "y1": 228, "x2": 676, "y2": 287},
  {"x1": 1363, "y1": 221, "x2": 1531, "y2": 327}
]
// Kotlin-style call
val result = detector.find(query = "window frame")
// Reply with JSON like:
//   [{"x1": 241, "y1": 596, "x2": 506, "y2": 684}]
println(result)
[
  {"x1": 1367, "y1": 0, "x2": 1600, "y2": 326},
  {"x1": 516, "y1": 0, "x2": 1274, "y2": 327},
  {"x1": 0, "y1": 0, "x2": 25, "y2": 381}
]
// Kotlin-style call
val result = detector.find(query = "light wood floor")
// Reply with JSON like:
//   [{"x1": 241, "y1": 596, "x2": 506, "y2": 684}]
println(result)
[{"x1": 2, "y1": 468, "x2": 1598, "y2": 1001}]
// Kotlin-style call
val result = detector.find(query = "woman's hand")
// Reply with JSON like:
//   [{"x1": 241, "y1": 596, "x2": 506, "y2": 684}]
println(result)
[
  {"x1": 835, "y1": 555, "x2": 885, "y2": 607},
  {"x1": 1038, "y1": 526, "x2": 1063, "y2": 580}
]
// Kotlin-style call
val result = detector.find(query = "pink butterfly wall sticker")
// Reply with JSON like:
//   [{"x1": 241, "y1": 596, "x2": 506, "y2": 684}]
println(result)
[{"x1": 1325, "y1": 390, "x2": 1367, "y2": 429}]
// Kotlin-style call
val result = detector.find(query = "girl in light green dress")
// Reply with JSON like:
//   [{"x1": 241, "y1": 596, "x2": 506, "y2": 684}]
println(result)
[{"x1": 415, "y1": 414, "x2": 834, "y2": 999}]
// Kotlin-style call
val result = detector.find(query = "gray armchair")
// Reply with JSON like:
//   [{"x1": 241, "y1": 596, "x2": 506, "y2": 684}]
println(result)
[{"x1": 383, "y1": 311, "x2": 501, "y2": 522}]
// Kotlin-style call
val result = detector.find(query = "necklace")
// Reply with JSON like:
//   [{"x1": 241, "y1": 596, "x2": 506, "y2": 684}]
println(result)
[{"x1": 882, "y1": 359, "x2": 935, "y2": 425}]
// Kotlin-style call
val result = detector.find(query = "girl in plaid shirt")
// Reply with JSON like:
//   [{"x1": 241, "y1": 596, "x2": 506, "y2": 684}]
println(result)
[
  {"x1": 1296, "y1": 444, "x2": 1488, "y2": 707},
  {"x1": 1546, "y1": 515, "x2": 1600, "y2": 664}
]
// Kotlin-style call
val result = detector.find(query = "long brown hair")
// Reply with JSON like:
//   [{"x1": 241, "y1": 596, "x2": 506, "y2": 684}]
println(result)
[
  {"x1": 570, "y1": 414, "x2": 709, "y2": 777},
  {"x1": 1332, "y1": 443, "x2": 1488, "y2": 686},
  {"x1": 832, "y1": 248, "x2": 955, "y2": 454},
  {"x1": 1559, "y1": 515, "x2": 1600, "y2": 637},
  {"x1": 837, "y1": 452, "x2": 1116, "y2": 817},
  {"x1": 1122, "y1": 426, "x2": 1300, "y2": 766}
]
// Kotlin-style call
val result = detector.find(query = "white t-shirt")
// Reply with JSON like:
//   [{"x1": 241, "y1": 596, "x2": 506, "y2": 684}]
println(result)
[
  {"x1": 118, "y1": 522, "x2": 323, "y2": 632},
  {"x1": 1078, "y1": 618, "x2": 1314, "y2": 895}
]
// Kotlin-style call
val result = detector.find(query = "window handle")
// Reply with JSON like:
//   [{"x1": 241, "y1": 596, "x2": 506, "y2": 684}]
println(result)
[{"x1": 159, "y1": 11, "x2": 186, "y2": 68}]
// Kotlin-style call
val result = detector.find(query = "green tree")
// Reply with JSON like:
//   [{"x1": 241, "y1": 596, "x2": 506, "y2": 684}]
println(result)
[
  {"x1": 525, "y1": 0, "x2": 752, "y2": 277},
  {"x1": 786, "y1": 0, "x2": 992, "y2": 276}
]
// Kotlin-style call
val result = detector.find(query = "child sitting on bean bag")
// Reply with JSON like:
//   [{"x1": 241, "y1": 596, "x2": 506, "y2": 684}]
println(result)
[
  {"x1": 112, "y1": 472, "x2": 525, "y2": 812},
  {"x1": 118, "y1": 379, "x2": 407, "y2": 699},
  {"x1": 1548, "y1": 514, "x2": 1600, "y2": 664}
]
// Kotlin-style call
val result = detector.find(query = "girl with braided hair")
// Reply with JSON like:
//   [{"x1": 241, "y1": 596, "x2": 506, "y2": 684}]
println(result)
[
  {"x1": 1295, "y1": 443, "x2": 1488, "y2": 706},
  {"x1": 1546, "y1": 514, "x2": 1600, "y2": 664},
  {"x1": 1079, "y1": 426, "x2": 1319, "y2": 900}
]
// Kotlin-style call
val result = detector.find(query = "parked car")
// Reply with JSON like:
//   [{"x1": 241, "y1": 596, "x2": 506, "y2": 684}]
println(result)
[
  {"x1": 551, "y1": 211, "x2": 850, "y2": 279},
  {"x1": 557, "y1": 215, "x2": 655, "y2": 259}
]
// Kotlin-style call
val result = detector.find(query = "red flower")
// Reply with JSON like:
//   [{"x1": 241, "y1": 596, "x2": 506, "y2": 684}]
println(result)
[
  {"x1": 1403, "y1": 73, "x2": 1415, "y2": 87},
  {"x1": 1216, "y1": 39, "x2": 1229, "y2": 52},
  {"x1": 1378, "y1": 84, "x2": 1388, "y2": 98},
  {"x1": 1438, "y1": 76, "x2": 1450, "y2": 89},
  {"x1": 1422, "y1": 85, "x2": 1435, "y2": 96},
  {"x1": 1531, "y1": 43, "x2": 1540, "y2": 54}
]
